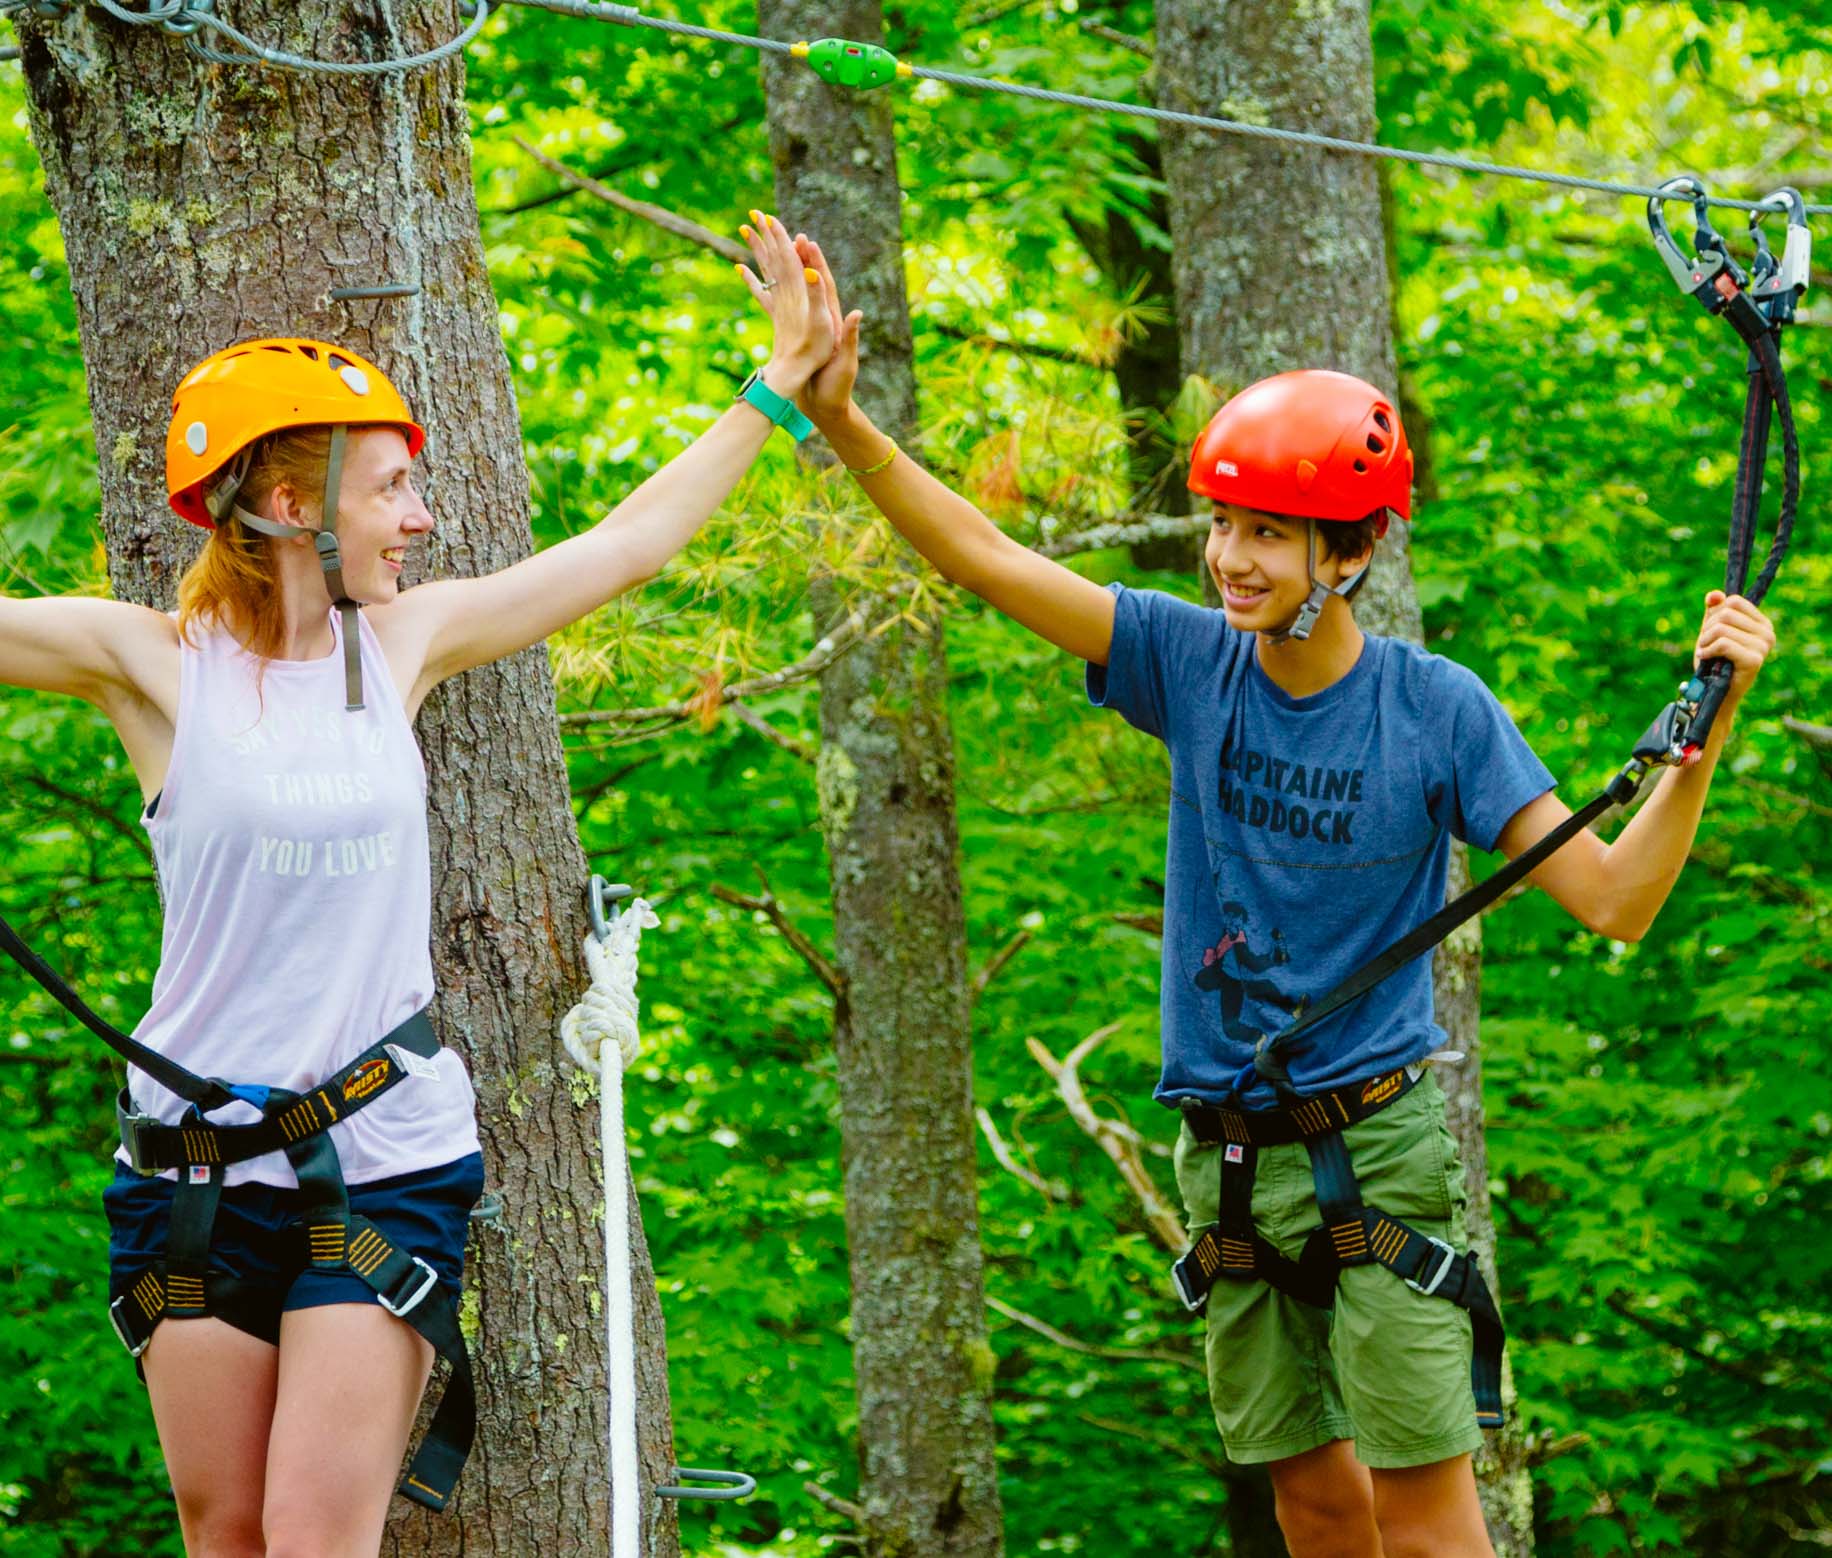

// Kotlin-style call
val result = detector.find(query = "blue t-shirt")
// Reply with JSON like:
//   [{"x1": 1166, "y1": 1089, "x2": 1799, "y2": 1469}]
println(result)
[{"x1": 1087, "y1": 584, "x2": 1555, "y2": 1111}]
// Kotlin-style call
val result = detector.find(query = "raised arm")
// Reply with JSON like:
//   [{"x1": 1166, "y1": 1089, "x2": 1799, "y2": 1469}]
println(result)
[
  {"x1": 399, "y1": 211, "x2": 835, "y2": 694},
  {"x1": 0, "y1": 592, "x2": 172, "y2": 707},
  {"x1": 1496, "y1": 589, "x2": 1776, "y2": 941},
  {"x1": 796, "y1": 239, "x2": 1116, "y2": 667}
]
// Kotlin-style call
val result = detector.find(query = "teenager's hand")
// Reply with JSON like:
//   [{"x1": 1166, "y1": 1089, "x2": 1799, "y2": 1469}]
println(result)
[
  {"x1": 1694, "y1": 589, "x2": 1775, "y2": 703},
  {"x1": 736, "y1": 209, "x2": 832, "y2": 397},
  {"x1": 793, "y1": 235, "x2": 865, "y2": 429}
]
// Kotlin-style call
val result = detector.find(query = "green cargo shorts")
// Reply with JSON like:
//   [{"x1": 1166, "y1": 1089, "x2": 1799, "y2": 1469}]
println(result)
[{"x1": 1172, "y1": 1070, "x2": 1486, "y2": 1469}]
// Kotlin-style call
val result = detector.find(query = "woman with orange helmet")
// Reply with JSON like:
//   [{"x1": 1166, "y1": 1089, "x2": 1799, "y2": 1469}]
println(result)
[
  {"x1": 0, "y1": 212, "x2": 827, "y2": 1554},
  {"x1": 786, "y1": 236, "x2": 1775, "y2": 1558}
]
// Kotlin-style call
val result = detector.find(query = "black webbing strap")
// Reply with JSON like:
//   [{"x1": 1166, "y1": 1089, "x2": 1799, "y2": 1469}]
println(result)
[
  {"x1": 1251, "y1": 768, "x2": 1640, "y2": 1095},
  {"x1": 0, "y1": 908, "x2": 237, "y2": 1111},
  {"x1": 285, "y1": 1129, "x2": 475, "y2": 1512},
  {"x1": 1184, "y1": 1067, "x2": 1417, "y2": 1148},
  {"x1": 1172, "y1": 1108, "x2": 1507, "y2": 1428},
  {"x1": 115, "y1": 1011, "x2": 441, "y2": 1173}
]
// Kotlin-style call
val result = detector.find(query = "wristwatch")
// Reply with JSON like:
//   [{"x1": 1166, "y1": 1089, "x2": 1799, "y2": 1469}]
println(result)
[{"x1": 737, "y1": 369, "x2": 814, "y2": 442}]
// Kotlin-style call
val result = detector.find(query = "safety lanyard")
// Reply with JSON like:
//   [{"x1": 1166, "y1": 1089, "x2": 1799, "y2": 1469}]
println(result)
[{"x1": 1245, "y1": 180, "x2": 1808, "y2": 1102}]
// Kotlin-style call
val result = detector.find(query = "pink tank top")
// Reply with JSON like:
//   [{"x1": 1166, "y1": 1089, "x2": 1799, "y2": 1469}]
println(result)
[{"x1": 117, "y1": 606, "x2": 480, "y2": 1188}]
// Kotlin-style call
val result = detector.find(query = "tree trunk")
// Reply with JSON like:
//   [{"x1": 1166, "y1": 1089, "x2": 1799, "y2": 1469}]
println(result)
[
  {"x1": 12, "y1": 5, "x2": 678, "y2": 1551},
  {"x1": 1152, "y1": 1, "x2": 1535, "y2": 1552},
  {"x1": 758, "y1": 6, "x2": 1005, "y2": 1556}
]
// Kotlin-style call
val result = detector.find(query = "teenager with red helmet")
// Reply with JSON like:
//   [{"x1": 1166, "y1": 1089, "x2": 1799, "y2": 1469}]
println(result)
[
  {"x1": 0, "y1": 212, "x2": 825, "y2": 1555},
  {"x1": 789, "y1": 235, "x2": 1773, "y2": 1558}
]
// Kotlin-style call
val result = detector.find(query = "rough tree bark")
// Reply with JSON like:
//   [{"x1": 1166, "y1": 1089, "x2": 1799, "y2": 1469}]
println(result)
[
  {"x1": 12, "y1": 4, "x2": 678, "y2": 1551},
  {"x1": 757, "y1": 4, "x2": 1005, "y2": 1555},
  {"x1": 1152, "y1": 0, "x2": 1536, "y2": 1550}
]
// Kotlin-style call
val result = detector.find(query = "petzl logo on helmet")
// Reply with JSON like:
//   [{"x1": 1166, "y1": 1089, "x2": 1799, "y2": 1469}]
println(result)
[
  {"x1": 1215, "y1": 460, "x2": 1239, "y2": 477},
  {"x1": 343, "y1": 1058, "x2": 391, "y2": 1104},
  {"x1": 1360, "y1": 1072, "x2": 1402, "y2": 1109}
]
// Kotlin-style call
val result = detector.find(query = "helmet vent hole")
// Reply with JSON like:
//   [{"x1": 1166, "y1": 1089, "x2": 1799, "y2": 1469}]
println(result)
[
  {"x1": 1366, "y1": 434, "x2": 1385, "y2": 453},
  {"x1": 1373, "y1": 410, "x2": 1391, "y2": 432},
  {"x1": 299, "y1": 345, "x2": 320, "y2": 361},
  {"x1": 1353, "y1": 459, "x2": 1368, "y2": 473},
  {"x1": 328, "y1": 353, "x2": 352, "y2": 371},
  {"x1": 261, "y1": 345, "x2": 289, "y2": 354}
]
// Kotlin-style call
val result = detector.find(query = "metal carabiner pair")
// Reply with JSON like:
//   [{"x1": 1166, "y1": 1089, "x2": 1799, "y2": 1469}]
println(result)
[
  {"x1": 588, "y1": 874, "x2": 634, "y2": 943},
  {"x1": 1648, "y1": 175, "x2": 1812, "y2": 324}
]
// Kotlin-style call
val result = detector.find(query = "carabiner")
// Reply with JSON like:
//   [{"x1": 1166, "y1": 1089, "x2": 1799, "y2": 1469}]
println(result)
[
  {"x1": 588, "y1": 875, "x2": 634, "y2": 943},
  {"x1": 1749, "y1": 187, "x2": 1811, "y2": 324},
  {"x1": 1647, "y1": 175, "x2": 1745, "y2": 314}
]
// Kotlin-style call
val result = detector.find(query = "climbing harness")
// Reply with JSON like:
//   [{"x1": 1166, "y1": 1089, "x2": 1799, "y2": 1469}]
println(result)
[
  {"x1": 1170, "y1": 177, "x2": 1806, "y2": 1429},
  {"x1": 0, "y1": 908, "x2": 479, "y2": 1511},
  {"x1": 560, "y1": 877, "x2": 754, "y2": 1552},
  {"x1": 4, "y1": 0, "x2": 1828, "y2": 219}
]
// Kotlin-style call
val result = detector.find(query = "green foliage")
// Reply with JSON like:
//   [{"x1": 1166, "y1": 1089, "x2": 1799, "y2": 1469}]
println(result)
[{"x1": 2, "y1": 1, "x2": 1829, "y2": 1553}]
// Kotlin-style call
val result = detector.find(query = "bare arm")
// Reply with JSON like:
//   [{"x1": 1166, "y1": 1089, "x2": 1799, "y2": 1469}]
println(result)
[
  {"x1": 796, "y1": 238, "x2": 1116, "y2": 666},
  {"x1": 1497, "y1": 590, "x2": 1776, "y2": 941},
  {"x1": 402, "y1": 211, "x2": 834, "y2": 692},
  {"x1": 0, "y1": 592, "x2": 170, "y2": 706}
]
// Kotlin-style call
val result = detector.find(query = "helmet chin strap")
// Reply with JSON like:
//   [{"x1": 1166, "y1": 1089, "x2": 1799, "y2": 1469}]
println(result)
[
  {"x1": 211, "y1": 426, "x2": 365, "y2": 712},
  {"x1": 1261, "y1": 517, "x2": 1372, "y2": 645}
]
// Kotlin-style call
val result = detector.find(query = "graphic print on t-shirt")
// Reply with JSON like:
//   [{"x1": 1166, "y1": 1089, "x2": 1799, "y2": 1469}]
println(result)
[{"x1": 1190, "y1": 893, "x2": 1309, "y2": 1044}]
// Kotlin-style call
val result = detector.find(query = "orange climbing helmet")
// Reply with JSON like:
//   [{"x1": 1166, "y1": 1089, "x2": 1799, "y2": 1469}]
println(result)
[
  {"x1": 1186, "y1": 369, "x2": 1413, "y2": 532},
  {"x1": 165, "y1": 338, "x2": 424, "y2": 528}
]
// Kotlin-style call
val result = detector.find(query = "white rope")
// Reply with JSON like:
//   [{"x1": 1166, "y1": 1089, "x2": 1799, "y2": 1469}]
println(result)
[{"x1": 560, "y1": 896, "x2": 660, "y2": 1558}]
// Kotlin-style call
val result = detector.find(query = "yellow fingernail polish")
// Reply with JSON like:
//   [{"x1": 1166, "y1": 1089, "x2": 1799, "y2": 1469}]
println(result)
[
  {"x1": 740, "y1": 224, "x2": 753, "y2": 240},
  {"x1": 749, "y1": 209, "x2": 762, "y2": 224},
  {"x1": 805, "y1": 268, "x2": 821, "y2": 283}
]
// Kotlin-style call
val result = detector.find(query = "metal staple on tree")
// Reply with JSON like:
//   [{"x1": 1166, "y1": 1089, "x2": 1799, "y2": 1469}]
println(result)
[{"x1": 1, "y1": 0, "x2": 1824, "y2": 218}]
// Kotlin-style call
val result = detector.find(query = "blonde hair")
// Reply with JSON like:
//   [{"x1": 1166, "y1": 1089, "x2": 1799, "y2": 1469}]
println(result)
[{"x1": 175, "y1": 427, "x2": 333, "y2": 660}]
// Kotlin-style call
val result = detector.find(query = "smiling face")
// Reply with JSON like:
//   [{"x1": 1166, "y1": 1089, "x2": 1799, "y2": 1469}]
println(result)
[
  {"x1": 265, "y1": 426, "x2": 433, "y2": 604},
  {"x1": 332, "y1": 428, "x2": 434, "y2": 602},
  {"x1": 1204, "y1": 502, "x2": 1375, "y2": 636},
  {"x1": 1204, "y1": 503, "x2": 1317, "y2": 631}
]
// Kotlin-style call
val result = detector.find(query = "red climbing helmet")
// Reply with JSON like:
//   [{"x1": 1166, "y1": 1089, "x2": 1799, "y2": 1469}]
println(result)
[{"x1": 1187, "y1": 370, "x2": 1413, "y2": 533}]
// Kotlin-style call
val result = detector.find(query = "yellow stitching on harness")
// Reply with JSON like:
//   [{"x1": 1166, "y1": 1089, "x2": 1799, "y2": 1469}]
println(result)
[
  {"x1": 309, "y1": 1224, "x2": 346, "y2": 1264},
  {"x1": 133, "y1": 1270, "x2": 164, "y2": 1316},
  {"x1": 166, "y1": 1273, "x2": 206, "y2": 1307},
  {"x1": 348, "y1": 1227, "x2": 392, "y2": 1276}
]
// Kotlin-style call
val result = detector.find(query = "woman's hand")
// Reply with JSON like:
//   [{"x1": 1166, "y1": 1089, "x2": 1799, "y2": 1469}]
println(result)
[
  {"x1": 792, "y1": 235, "x2": 864, "y2": 429},
  {"x1": 736, "y1": 209, "x2": 833, "y2": 396},
  {"x1": 1694, "y1": 589, "x2": 1776, "y2": 703}
]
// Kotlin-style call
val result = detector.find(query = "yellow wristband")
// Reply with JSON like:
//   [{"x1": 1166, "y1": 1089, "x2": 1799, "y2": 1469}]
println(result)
[{"x1": 848, "y1": 440, "x2": 899, "y2": 478}]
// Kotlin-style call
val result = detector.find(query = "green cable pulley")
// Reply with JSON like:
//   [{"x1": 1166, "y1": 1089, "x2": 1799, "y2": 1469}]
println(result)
[{"x1": 791, "y1": 37, "x2": 910, "y2": 91}]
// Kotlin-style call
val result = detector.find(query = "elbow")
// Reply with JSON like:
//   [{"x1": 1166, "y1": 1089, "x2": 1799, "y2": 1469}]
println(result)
[{"x1": 1590, "y1": 901, "x2": 1652, "y2": 944}]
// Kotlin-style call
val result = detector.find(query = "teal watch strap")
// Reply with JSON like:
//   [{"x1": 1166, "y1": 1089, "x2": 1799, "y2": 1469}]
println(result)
[{"x1": 738, "y1": 370, "x2": 814, "y2": 442}]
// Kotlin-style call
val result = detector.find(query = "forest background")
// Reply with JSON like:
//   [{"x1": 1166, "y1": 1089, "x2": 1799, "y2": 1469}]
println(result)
[{"x1": 0, "y1": 1, "x2": 1828, "y2": 1555}]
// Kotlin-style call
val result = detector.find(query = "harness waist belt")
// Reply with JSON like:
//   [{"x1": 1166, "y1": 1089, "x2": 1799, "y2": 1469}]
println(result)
[
  {"x1": 116, "y1": 1011, "x2": 440, "y2": 1173},
  {"x1": 1181, "y1": 1067, "x2": 1417, "y2": 1147}
]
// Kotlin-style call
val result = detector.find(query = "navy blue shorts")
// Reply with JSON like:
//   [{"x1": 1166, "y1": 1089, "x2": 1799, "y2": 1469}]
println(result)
[{"x1": 103, "y1": 1152, "x2": 486, "y2": 1349}]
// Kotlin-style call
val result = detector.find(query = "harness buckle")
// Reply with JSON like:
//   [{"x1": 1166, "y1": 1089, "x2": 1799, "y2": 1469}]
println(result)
[
  {"x1": 1170, "y1": 1257, "x2": 1209, "y2": 1315},
  {"x1": 1405, "y1": 1236, "x2": 1459, "y2": 1298},
  {"x1": 108, "y1": 1294, "x2": 154, "y2": 1359},
  {"x1": 117, "y1": 1110, "x2": 163, "y2": 1176},
  {"x1": 378, "y1": 1255, "x2": 441, "y2": 1319}
]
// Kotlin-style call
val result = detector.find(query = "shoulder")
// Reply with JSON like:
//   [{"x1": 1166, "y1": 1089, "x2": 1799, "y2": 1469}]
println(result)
[
  {"x1": 1369, "y1": 636, "x2": 1486, "y2": 714},
  {"x1": 1111, "y1": 581, "x2": 1227, "y2": 651}
]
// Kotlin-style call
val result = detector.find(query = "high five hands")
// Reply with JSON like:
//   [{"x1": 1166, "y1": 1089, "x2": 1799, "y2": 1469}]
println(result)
[{"x1": 735, "y1": 210, "x2": 837, "y2": 399}]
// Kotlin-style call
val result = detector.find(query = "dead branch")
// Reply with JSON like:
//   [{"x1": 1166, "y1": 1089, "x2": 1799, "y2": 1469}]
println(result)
[
  {"x1": 726, "y1": 698, "x2": 817, "y2": 764},
  {"x1": 1525, "y1": 1430, "x2": 1593, "y2": 1468},
  {"x1": 928, "y1": 319, "x2": 1100, "y2": 369},
  {"x1": 802, "y1": 1481, "x2": 868, "y2": 1524},
  {"x1": 511, "y1": 135, "x2": 748, "y2": 264},
  {"x1": 711, "y1": 864, "x2": 846, "y2": 999},
  {"x1": 975, "y1": 1106, "x2": 1065, "y2": 1200},
  {"x1": 1783, "y1": 715, "x2": 1832, "y2": 752},
  {"x1": 1028, "y1": 1024, "x2": 1187, "y2": 1253},
  {"x1": 1075, "y1": 1411, "x2": 1228, "y2": 1474},
  {"x1": 986, "y1": 1294, "x2": 1201, "y2": 1373},
  {"x1": 1035, "y1": 513, "x2": 1208, "y2": 560},
  {"x1": 970, "y1": 929, "x2": 1032, "y2": 1005},
  {"x1": 1078, "y1": 19, "x2": 1154, "y2": 60}
]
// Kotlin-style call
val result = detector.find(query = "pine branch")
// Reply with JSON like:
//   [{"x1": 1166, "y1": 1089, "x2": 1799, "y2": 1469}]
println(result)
[{"x1": 726, "y1": 698, "x2": 817, "y2": 764}]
